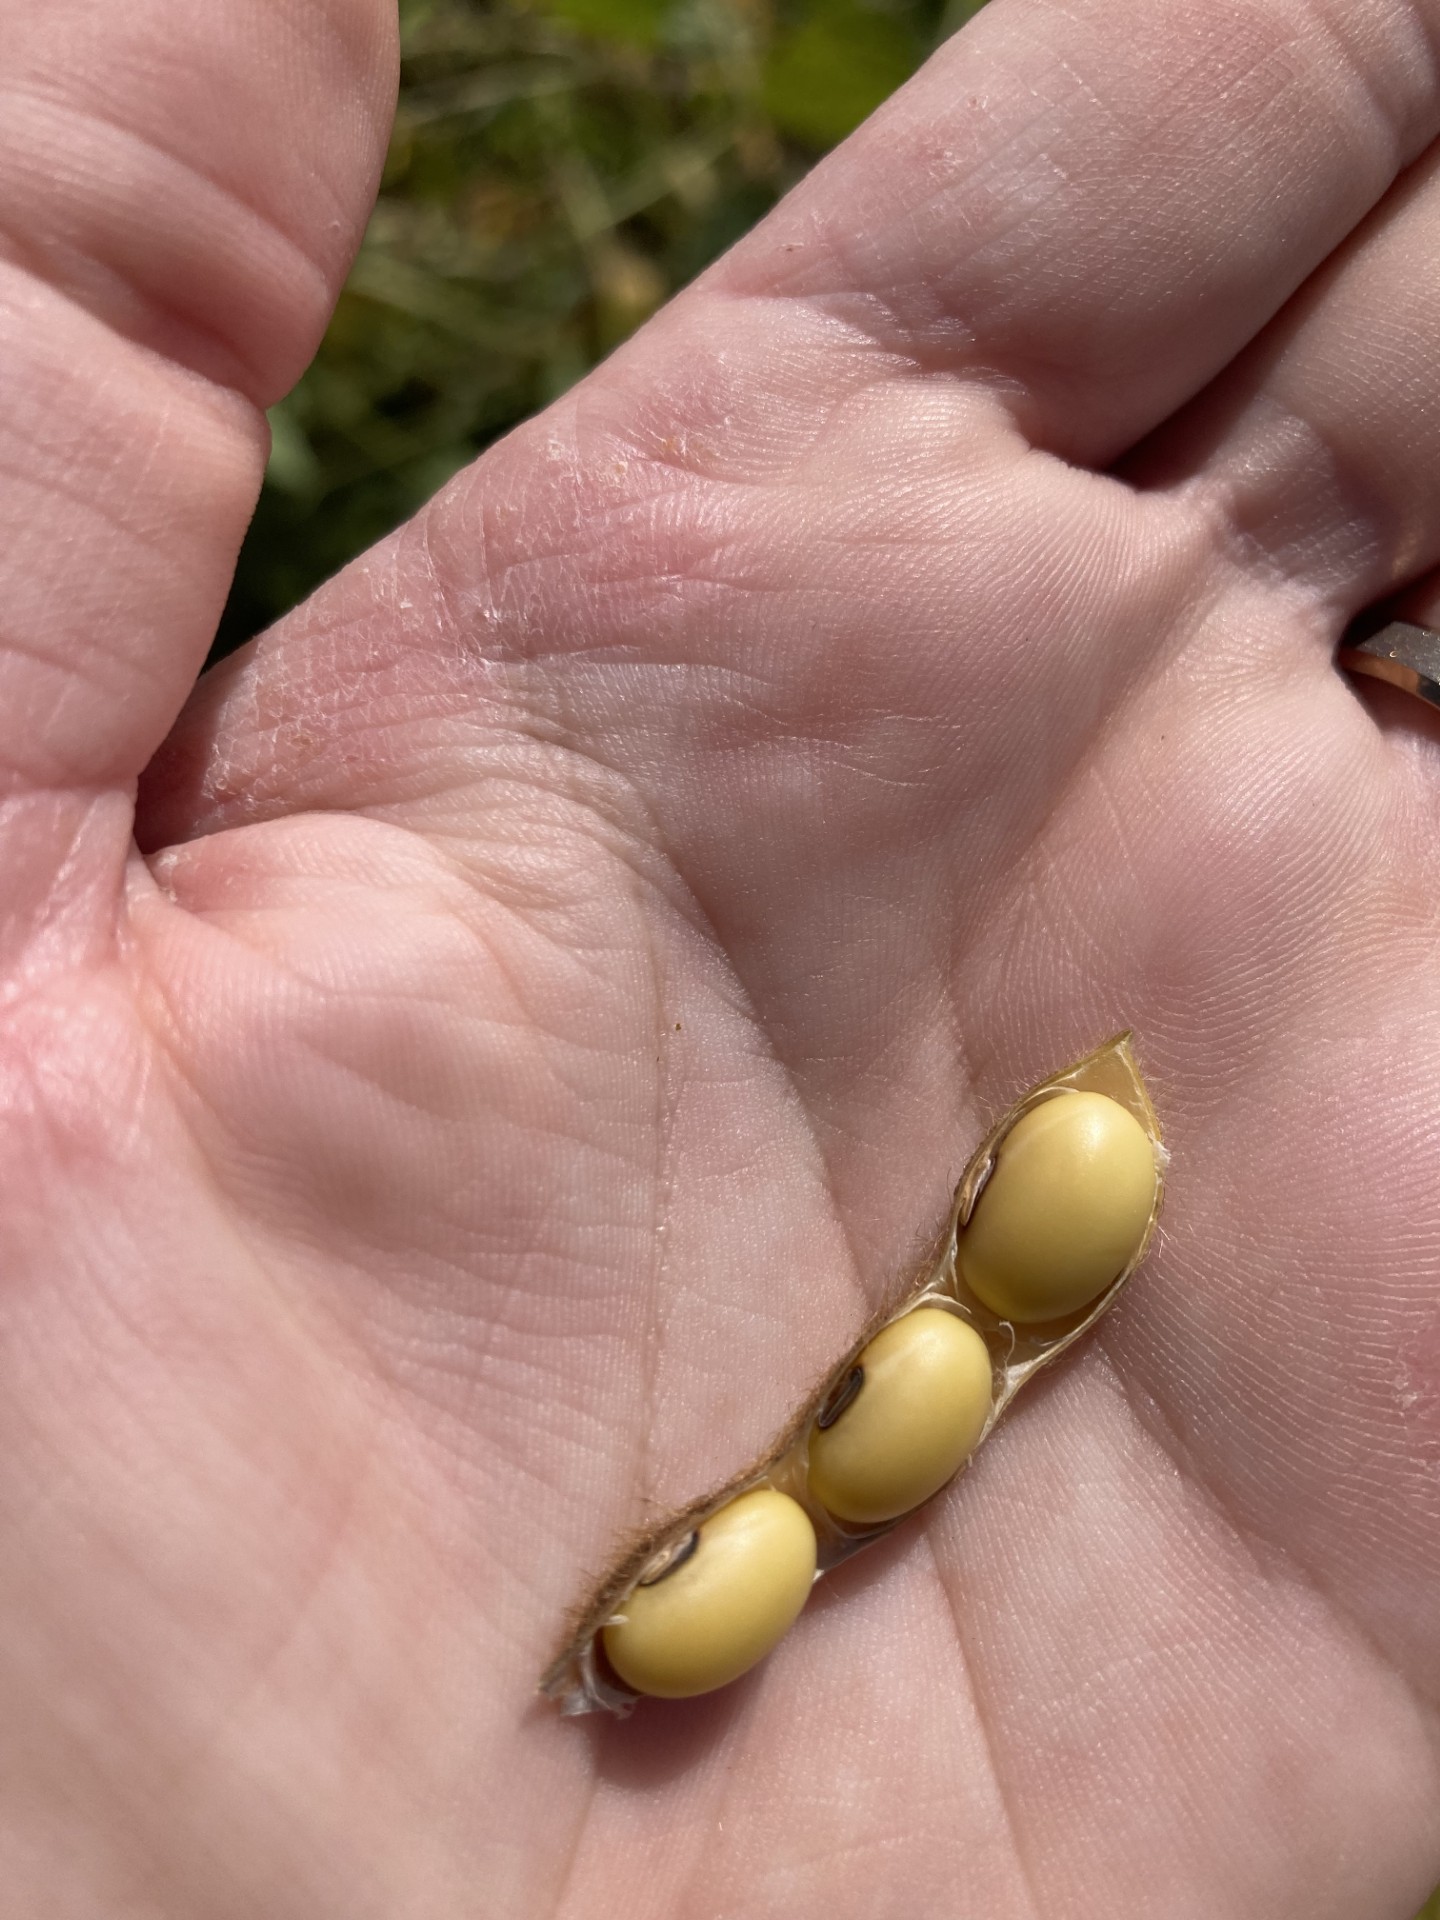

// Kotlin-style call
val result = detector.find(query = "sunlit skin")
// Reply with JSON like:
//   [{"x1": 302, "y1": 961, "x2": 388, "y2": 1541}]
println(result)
[{"x1": 2, "y1": 0, "x2": 1440, "y2": 1913}]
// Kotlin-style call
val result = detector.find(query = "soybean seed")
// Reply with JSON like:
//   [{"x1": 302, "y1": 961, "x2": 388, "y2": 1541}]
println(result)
[
  {"x1": 601, "y1": 1487, "x2": 816, "y2": 1699},
  {"x1": 959, "y1": 1090, "x2": 1156, "y2": 1323},
  {"x1": 806, "y1": 1307, "x2": 993, "y2": 1525}
]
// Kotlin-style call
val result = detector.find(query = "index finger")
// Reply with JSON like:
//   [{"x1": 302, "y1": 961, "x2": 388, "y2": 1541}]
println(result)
[{"x1": 719, "y1": 0, "x2": 1440, "y2": 464}]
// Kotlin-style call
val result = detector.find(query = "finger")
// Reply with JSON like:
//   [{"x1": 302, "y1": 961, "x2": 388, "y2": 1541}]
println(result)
[
  {"x1": 1128, "y1": 144, "x2": 1440, "y2": 615},
  {"x1": 0, "y1": 0, "x2": 395, "y2": 902},
  {"x1": 712, "y1": 0, "x2": 1440, "y2": 464}
]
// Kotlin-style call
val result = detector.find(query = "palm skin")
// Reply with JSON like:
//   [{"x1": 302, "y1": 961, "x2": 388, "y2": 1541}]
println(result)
[{"x1": 3, "y1": 0, "x2": 1440, "y2": 1913}]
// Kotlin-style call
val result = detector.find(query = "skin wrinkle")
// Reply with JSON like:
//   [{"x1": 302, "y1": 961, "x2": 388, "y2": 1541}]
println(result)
[
  {"x1": 1005, "y1": 705, "x2": 1365, "y2": 1075},
  {"x1": 38, "y1": 1075, "x2": 306, "y2": 1397},
  {"x1": 1306, "y1": 0, "x2": 1440, "y2": 154},
  {"x1": 144, "y1": 1011, "x2": 626, "y2": 1279},
  {"x1": 0, "y1": 424, "x2": 211, "y2": 585},
  {"x1": 148, "y1": 802, "x2": 676, "y2": 995},
  {"x1": 1111, "y1": 1345, "x2": 1440, "y2": 1732},
  {"x1": 0, "y1": 424, "x2": 260, "y2": 806},
  {"x1": 163, "y1": 1442, "x2": 378, "y2": 1797},
  {"x1": 416, "y1": 445, "x2": 1221, "y2": 1036},
  {"x1": 548, "y1": 1786, "x2": 601, "y2": 1920},
  {"x1": 484, "y1": 659, "x2": 886, "y2": 1319},
  {"x1": 1182, "y1": 360, "x2": 1413, "y2": 572},
  {"x1": 12, "y1": 1247, "x2": 345, "y2": 1700},
  {"x1": 0, "y1": 166, "x2": 314, "y2": 410},
  {"x1": 133, "y1": 823, "x2": 692, "y2": 1554},
  {"x1": 917, "y1": 536, "x2": 1215, "y2": 1009},
  {"x1": 119, "y1": 906, "x2": 420, "y2": 1298},
  {"x1": 0, "y1": 263, "x2": 239, "y2": 466},
  {"x1": 495, "y1": 711, "x2": 889, "y2": 1512},
  {"x1": 0, "y1": 801, "x2": 126, "y2": 982},
  {"x1": 0, "y1": 17, "x2": 385, "y2": 401},
  {"x1": 5, "y1": 63, "x2": 352, "y2": 276},
  {"x1": 307, "y1": 560, "x2": 913, "y2": 1036},
  {"x1": 726, "y1": 0, "x2": 1436, "y2": 469},
  {"x1": 617, "y1": 308, "x2": 933, "y2": 488},
  {"x1": 748, "y1": 106, "x2": 1061, "y2": 351},
  {"x1": 508, "y1": 322, "x2": 932, "y2": 546},
  {"x1": 0, "y1": 1097, "x2": 481, "y2": 1920},
  {"x1": 949, "y1": 1366, "x2": 1431, "y2": 1918},
  {"x1": 1170, "y1": 293, "x2": 1440, "y2": 603},
  {"x1": 0, "y1": 987, "x2": 153, "y2": 1193},
  {"x1": 925, "y1": 1532, "x2": 1046, "y2": 1920}
]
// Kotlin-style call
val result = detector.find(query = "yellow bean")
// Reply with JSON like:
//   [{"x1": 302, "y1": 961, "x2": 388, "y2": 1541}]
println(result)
[
  {"x1": 601, "y1": 1487, "x2": 816, "y2": 1699},
  {"x1": 959, "y1": 1090, "x2": 1156, "y2": 1323},
  {"x1": 806, "y1": 1306, "x2": 993, "y2": 1525}
]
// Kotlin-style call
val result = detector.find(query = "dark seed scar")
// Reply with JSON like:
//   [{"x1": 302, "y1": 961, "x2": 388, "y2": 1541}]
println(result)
[{"x1": 816, "y1": 1366, "x2": 865, "y2": 1431}]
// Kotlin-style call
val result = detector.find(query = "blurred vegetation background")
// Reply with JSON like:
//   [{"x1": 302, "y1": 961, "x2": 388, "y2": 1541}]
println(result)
[
  {"x1": 218, "y1": 0, "x2": 982, "y2": 653},
  {"x1": 221, "y1": 2, "x2": 1440, "y2": 1909}
]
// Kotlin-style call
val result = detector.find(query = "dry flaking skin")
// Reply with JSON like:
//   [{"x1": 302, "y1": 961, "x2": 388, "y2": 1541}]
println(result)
[{"x1": 541, "y1": 1033, "x2": 1166, "y2": 1717}]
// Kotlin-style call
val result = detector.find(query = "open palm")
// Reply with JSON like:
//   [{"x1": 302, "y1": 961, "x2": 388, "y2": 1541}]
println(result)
[{"x1": 5, "y1": 0, "x2": 1440, "y2": 1913}]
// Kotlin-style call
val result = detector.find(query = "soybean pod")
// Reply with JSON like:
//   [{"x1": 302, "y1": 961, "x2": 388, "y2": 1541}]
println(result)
[{"x1": 541, "y1": 1033, "x2": 1165, "y2": 1717}]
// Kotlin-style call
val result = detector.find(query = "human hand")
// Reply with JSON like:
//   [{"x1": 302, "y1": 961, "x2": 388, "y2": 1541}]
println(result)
[{"x1": 5, "y1": 0, "x2": 1439, "y2": 1912}]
